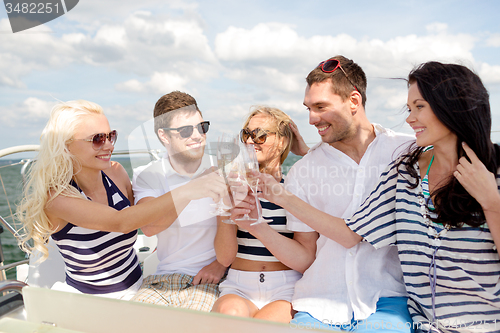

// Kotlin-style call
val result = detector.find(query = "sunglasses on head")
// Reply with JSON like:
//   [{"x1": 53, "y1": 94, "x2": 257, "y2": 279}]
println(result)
[
  {"x1": 163, "y1": 121, "x2": 210, "y2": 139},
  {"x1": 73, "y1": 130, "x2": 118, "y2": 150},
  {"x1": 240, "y1": 128, "x2": 275, "y2": 144},
  {"x1": 318, "y1": 59, "x2": 359, "y2": 92}
]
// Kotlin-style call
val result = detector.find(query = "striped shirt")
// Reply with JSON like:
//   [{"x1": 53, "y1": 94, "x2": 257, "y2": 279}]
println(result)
[
  {"x1": 52, "y1": 172, "x2": 142, "y2": 294},
  {"x1": 346, "y1": 159, "x2": 500, "y2": 333},
  {"x1": 236, "y1": 179, "x2": 294, "y2": 262}
]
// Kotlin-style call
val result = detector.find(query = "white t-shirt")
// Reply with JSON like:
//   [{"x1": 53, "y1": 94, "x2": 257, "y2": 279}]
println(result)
[
  {"x1": 286, "y1": 124, "x2": 414, "y2": 323},
  {"x1": 132, "y1": 153, "x2": 217, "y2": 277}
]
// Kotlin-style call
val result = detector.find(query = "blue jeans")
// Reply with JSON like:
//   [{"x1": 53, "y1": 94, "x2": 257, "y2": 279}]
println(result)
[{"x1": 290, "y1": 297, "x2": 414, "y2": 333}]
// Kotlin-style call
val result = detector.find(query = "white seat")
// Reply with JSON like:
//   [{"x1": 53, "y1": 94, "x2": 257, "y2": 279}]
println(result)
[
  {"x1": 133, "y1": 234, "x2": 157, "y2": 264},
  {"x1": 142, "y1": 251, "x2": 160, "y2": 277},
  {"x1": 0, "y1": 317, "x2": 83, "y2": 333},
  {"x1": 22, "y1": 286, "x2": 316, "y2": 333},
  {"x1": 24, "y1": 234, "x2": 157, "y2": 288},
  {"x1": 26, "y1": 237, "x2": 65, "y2": 288}
]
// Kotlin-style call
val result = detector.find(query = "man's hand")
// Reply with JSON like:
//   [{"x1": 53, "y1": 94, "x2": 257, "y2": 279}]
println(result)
[
  {"x1": 256, "y1": 172, "x2": 290, "y2": 206},
  {"x1": 192, "y1": 260, "x2": 227, "y2": 285},
  {"x1": 289, "y1": 120, "x2": 309, "y2": 157},
  {"x1": 184, "y1": 168, "x2": 228, "y2": 203}
]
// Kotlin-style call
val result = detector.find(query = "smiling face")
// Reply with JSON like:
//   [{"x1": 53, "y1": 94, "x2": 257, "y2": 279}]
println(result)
[
  {"x1": 160, "y1": 110, "x2": 206, "y2": 164},
  {"x1": 68, "y1": 113, "x2": 114, "y2": 172},
  {"x1": 304, "y1": 80, "x2": 355, "y2": 145},
  {"x1": 244, "y1": 114, "x2": 283, "y2": 167},
  {"x1": 406, "y1": 82, "x2": 457, "y2": 148}
]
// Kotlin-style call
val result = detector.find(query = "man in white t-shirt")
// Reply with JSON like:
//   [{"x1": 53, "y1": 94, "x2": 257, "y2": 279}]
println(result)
[
  {"x1": 236, "y1": 56, "x2": 415, "y2": 331},
  {"x1": 131, "y1": 91, "x2": 227, "y2": 312}
]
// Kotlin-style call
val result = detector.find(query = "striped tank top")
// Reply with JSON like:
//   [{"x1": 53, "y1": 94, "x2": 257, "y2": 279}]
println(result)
[
  {"x1": 236, "y1": 178, "x2": 294, "y2": 262},
  {"x1": 51, "y1": 172, "x2": 142, "y2": 294}
]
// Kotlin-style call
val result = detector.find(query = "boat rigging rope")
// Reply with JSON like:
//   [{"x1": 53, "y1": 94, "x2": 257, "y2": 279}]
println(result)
[{"x1": 0, "y1": 173, "x2": 15, "y2": 225}]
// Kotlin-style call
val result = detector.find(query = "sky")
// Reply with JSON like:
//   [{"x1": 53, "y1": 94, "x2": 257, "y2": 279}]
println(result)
[{"x1": 1, "y1": 0, "x2": 500, "y2": 159}]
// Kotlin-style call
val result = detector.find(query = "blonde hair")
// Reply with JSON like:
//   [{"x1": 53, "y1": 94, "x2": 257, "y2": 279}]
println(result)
[
  {"x1": 242, "y1": 106, "x2": 294, "y2": 173},
  {"x1": 16, "y1": 100, "x2": 104, "y2": 260}
]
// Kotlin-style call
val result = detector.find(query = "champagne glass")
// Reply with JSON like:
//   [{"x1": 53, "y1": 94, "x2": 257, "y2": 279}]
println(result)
[
  {"x1": 209, "y1": 133, "x2": 238, "y2": 217},
  {"x1": 234, "y1": 144, "x2": 263, "y2": 224}
]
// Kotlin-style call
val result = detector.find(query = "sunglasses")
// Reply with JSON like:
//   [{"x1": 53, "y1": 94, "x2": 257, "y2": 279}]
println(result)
[
  {"x1": 240, "y1": 128, "x2": 275, "y2": 144},
  {"x1": 163, "y1": 121, "x2": 210, "y2": 139},
  {"x1": 318, "y1": 59, "x2": 359, "y2": 92},
  {"x1": 72, "y1": 130, "x2": 118, "y2": 150}
]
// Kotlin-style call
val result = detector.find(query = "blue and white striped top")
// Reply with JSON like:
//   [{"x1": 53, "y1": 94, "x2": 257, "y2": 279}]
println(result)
[
  {"x1": 346, "y1": 159, "x2": 500, "y2": 333},
  {"x1": 236, "y1": 178, "x2": 294, "y2": 262},
  {"x1": 51, "y1": 172, "x2": 142, "y2": 295}
]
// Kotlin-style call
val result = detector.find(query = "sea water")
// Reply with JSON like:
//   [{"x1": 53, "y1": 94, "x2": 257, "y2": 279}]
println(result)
[{"x1": 0, "y1": 153, "x2": 302, "y2": 279}]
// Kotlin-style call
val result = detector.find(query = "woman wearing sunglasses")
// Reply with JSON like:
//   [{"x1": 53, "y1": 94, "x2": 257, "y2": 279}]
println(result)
[
  {"x1": 253, "y1": 62, "x2": 500, "y2": 332},
  {"x1": 17, "y1": 100, "x2": 227, "y2": 299},
  {"x1": 212, "y1": 106, "x2": 308, "y2": 323}
]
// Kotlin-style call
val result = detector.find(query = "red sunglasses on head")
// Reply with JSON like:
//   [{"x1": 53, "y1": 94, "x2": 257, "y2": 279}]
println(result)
[{"x1": 318, "y1": 59, "x2": 359, "y2": 92}]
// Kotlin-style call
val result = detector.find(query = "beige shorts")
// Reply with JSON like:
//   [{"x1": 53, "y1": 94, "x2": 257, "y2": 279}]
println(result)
[{"x1": 131, "y1": 273, "x2": 219, "y2": 312}]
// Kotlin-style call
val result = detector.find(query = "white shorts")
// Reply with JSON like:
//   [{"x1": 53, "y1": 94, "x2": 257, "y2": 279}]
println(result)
[{"x1": 219, "y1": 269, "x2": 302, "y2": 309}]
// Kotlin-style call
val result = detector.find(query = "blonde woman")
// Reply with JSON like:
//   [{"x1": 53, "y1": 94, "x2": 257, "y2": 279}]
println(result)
[
  {"x1": 17, "y1": 100, "x2": 226, "y2": 299},
  {"x1": 212, "y1": 106, "x2": 307, "y2": 322}
]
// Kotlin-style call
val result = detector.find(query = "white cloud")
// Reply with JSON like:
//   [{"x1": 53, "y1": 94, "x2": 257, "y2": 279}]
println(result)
[
  {"x1": 0, "y1": 10, "x2": 218, "y2": 89},
  {"x1": 425, "y1": 22, "x2": 449, "y2": 34},
  {"x1": 225, "y1": 66, "x2": 302, "y2": 93},
  {"x1": 215, "y1": 23, "x2": 303, "y2": 61},
  {"x1": 372, "y1": 86, "x2": 408, "y2": 110},
  {"x1": 479, "y1": 63, "x2": 500, "y2": 84},
  {"x1": 0, "y1": 19, "x2": 76, "y2": 88},
  {"x1": 215, "y1": 23, "x2": 475, "y2": 73},
  {"x1": 0, "y1": 98, "x2": 57, "y2": 127},
  {"x1": 213, "y1": 21, "x2": 478, "y2": 96},
  {"x1": 23, "y1": 97, "x2": 55, "y2": 118},
  {"x1": 61, "y1": 0, "x2": 199, "y2": 25},
  {"x1": 116, "y1": 72, "x2": 189, "y2": 94},
  {"x1": 486, "y1": 33, "x2": 500, "y2": 47},
  {"x1": 94, "y1": 25, "x2": 127, "y2": 47}
]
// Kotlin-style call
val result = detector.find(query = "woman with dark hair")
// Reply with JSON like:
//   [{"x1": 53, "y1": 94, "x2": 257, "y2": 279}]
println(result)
[{"x1": 249, "y1": 62, "x2": 500, "y2": 332}]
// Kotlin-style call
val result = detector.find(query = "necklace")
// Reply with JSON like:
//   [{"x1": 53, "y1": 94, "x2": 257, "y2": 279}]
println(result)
[
  {"x1": 419, "y1": 196, "x2": 450, "y2": 246},
  {"x1": 419, "y1": 154, "x2": 451, "y2": 328}
]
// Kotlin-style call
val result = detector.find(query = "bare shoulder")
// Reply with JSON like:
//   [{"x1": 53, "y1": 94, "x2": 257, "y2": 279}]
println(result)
[
  {"x1": 104, "y1": 161, "x2": 132, "y2": 191},
  {"x1": 105, "y1": 161, "x2": 129, "y2": 180}
]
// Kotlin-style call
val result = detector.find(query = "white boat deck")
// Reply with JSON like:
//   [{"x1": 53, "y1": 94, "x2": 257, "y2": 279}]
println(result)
[{"x1": 0, "y1": 286, "x2": 325, "y2": 333}]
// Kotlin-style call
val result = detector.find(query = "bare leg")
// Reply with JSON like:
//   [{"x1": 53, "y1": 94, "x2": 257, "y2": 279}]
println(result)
[
  {"x1": 211, "y1": 294, "x2": 259, "y2": 318},
  {"x1": 253, "y1": 300, "x2": 293, "y2": 323}
]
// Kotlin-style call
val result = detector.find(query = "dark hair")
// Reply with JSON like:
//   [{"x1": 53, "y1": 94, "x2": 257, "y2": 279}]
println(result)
[
  {"x1": 306, "y1": 55, "x2": 367, "y2": 107},
  {"x1": 153, "y1": 91, "x2": 202, "y2": 141},
  {"x1": 397, "y1": 61, "x2": 499, "y2": 228}
]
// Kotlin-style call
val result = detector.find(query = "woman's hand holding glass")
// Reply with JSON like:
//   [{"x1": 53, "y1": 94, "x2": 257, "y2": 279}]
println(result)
[
  {"x1": 230, "y1": 144, "x2": 263, "y2": 225},
  {"x1": 229, "y1": 171, "x2": 261, "y2": 228}
]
